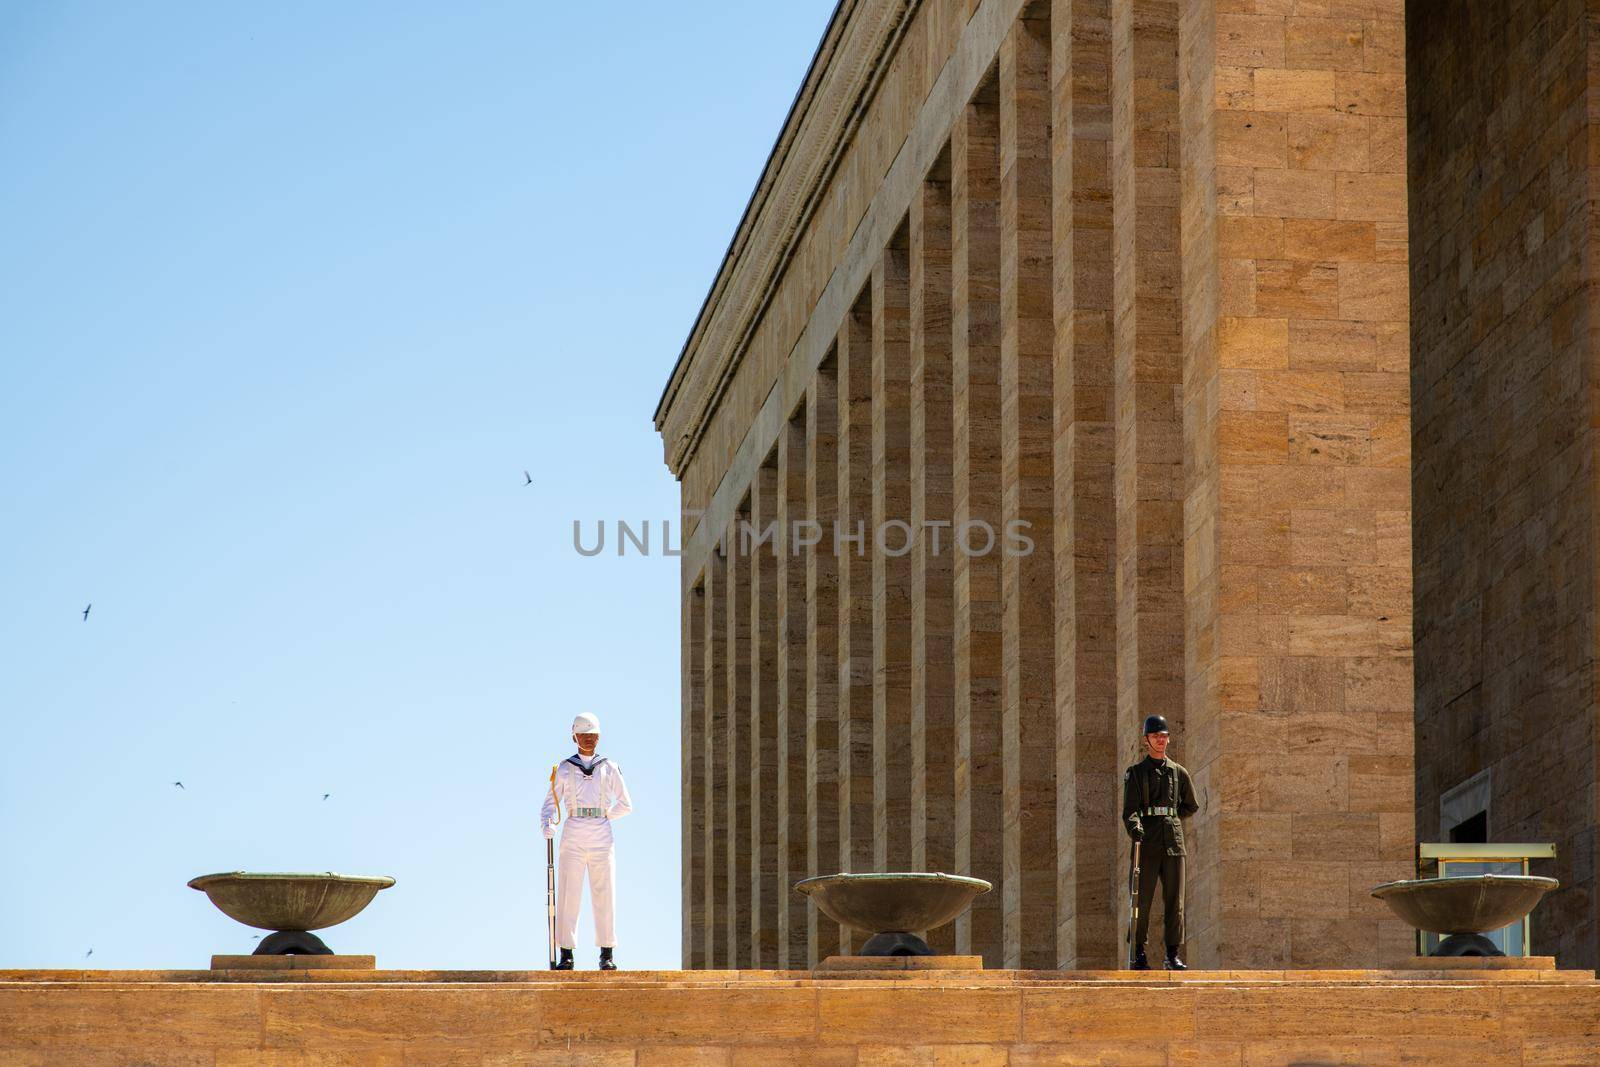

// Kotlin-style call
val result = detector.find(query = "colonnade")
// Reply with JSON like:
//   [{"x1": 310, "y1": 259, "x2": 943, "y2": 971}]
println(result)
[{"x1": 676, "y1": 0, "x2": 1413, "y2": 971}]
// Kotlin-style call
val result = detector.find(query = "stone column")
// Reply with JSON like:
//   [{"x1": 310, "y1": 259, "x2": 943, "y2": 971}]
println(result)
[
  {"x1": 726, "y1": 509, "x2": 754, "y2": 968},
  {"x1": 873, "y1": 237, "x2": 915, "y2": 874},
  {"x1": 836, "y1": 295, "x2": 876, "y2": 956},
  {"x1": 683, "y1": 578, "x2": 706, "y2": 968},
  {"x1": 911, "y1": 154, "x2": 957, "y2": 958},
  {"x1": 951, "y1": 75, "x2": 1006, "y2": 969},
  {"x1": 1178, "y1": 1, "x2": 1414, "y2": 968},
  {"x1": 806, "y1": 368, "x2": 842, "y2": 964},
  {"x1": 777, "y1": 411, "x2": 811, "y2": 968},
  {"x1": 750, "y1": 463, "x2": 780, "y2": 967},
  {"x1": 703, "y1": 543, "x2": 728, "y2": 967},
  {"x1": 999, "y1": 7, "x2": 1059, "y2": 971},
  {"x1": 1112, "y1": 0, "x2": 1184, "y2": 954},
  {"x1": 1051, "y1": 0, "x2": 1118, "y2": 970}
]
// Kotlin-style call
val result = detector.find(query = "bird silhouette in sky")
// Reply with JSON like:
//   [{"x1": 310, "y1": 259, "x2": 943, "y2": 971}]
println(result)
[
  {"x1": 85, "y1": 948, "x2": 93, "y2": 958},
  {"x1": 322, "y1": 793, "x2": 330, "y2": 801},
  {"x1": 172, "y1": 781, "x2": 185, "y2": 790},
  {"x1": 81, "y1": 604, "x2": 91, "y2": 621},
  {"x1": 523, "y1": 470, "x2": 533, "y2": 486}
]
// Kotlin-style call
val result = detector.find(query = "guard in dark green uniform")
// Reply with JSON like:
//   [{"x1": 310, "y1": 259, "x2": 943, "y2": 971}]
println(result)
[{"x1": 1121, "y1": 714, "x2": 1199, "y2": 970}]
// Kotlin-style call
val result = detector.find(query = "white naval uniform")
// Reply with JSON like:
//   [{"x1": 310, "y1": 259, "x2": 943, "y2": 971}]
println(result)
[{"x1": 540, "y1": 753, "x2": 633, "y2": 949}]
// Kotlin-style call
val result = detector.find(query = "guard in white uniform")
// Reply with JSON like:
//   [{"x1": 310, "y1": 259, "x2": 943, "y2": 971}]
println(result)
[{"x1": 541, "y1": 712, "x2": 632, "y2": 970}]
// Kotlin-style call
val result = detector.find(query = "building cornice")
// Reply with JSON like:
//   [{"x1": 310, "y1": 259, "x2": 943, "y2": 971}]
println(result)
[{"x1": 653, "y1": 0, "x2": 922, "y2": 478}]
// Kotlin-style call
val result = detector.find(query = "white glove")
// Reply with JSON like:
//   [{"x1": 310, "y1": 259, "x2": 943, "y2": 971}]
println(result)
[{"x1": 542, "y1": 820, "x2": 555, "y2": 840}]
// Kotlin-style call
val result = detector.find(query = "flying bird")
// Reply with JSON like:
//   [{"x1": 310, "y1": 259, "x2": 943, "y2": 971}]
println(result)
[
  {"x1": 85, "y1": 948, "x2": 93, "y2": 958},
  {"x1": 172, "y1": 781, "x2": 185, "y2": 790},
  {"x1": 523, "y1": 470, "x2": 533, "y2": 486},
  {"x1": 82, "y1": 604, "x2": 91, "y2": 621},
  {"x1": 322, "y1": 793, "x2": 330, "y2": 801}
]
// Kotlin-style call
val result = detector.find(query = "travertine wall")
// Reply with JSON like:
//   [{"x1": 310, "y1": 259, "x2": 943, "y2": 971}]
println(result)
[
  {"x1": 1409, "y1": 0, "x2": 1599, "y2": 969},
  {"x1": 663, "y1": 0, "x2": 1414, "y2": 969}
]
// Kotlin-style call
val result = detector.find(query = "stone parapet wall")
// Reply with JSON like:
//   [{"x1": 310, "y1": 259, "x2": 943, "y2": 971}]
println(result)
[{"x1": 3, "y1": 968, "x2": 1598, "y2": 1064}]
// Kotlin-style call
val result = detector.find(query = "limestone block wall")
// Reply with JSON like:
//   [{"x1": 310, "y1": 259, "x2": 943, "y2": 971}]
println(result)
[
  {"x1": 1408, "y1": 0, "x2": 1599, "y2": 969},
  {"x1": 661, "y1": 0, "x2": 1414, "y2": 969}
]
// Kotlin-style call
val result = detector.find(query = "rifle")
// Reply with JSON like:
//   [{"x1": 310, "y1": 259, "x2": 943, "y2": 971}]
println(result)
[
  {"x1": 1126, "y1": 754, "x2": 1152, "y2": 967},
  {"x1": 1127, "y1": 838, "x2": 1141, "y2": 968},
  {"x1": 546, "y1": 764, "x2": 562, "y2": 969}
]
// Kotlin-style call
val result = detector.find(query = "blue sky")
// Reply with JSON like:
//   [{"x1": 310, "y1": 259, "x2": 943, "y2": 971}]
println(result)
[{"x1": 0, "y1": 1, "x2": 834, "y2": 970}]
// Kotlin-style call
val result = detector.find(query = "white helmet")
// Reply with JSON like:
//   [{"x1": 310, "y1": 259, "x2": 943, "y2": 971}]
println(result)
[{"x1": 571, "y1": 712, "x2": 602, "y2": 736}]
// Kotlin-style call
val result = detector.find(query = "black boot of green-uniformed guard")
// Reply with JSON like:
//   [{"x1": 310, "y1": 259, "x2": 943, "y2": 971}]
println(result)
[
  {"x1": 555, "y1": 948, "x2": 574, "y2": 971},
  {"x1": 1131, "y1": 945, "x2": 1150, "y2": 971},
  {"x1": 599, "y1": 947, "x2": 617, "y2": 971},
  {"x1": 1164, "y1": 947, "x2": 1186, "y2": 971}
]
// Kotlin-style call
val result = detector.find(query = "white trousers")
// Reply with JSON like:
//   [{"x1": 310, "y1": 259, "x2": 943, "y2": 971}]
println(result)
[{"x1": 556, "y1": 829, "x2": 616, "y2": 949}]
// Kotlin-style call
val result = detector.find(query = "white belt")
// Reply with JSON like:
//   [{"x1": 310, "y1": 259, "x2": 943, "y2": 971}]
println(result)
[{"x1": 1141, "y1": 806, "x2": 1177, "y2": 817}]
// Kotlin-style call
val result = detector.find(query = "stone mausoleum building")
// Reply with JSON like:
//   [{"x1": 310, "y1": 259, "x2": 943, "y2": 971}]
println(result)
[
  {"x1": 18, "y1": 4, "x2": 1600, "y2": 1063},
  {"x1": 655, "y1": 0, "x2": 1600, "y2": 971}
]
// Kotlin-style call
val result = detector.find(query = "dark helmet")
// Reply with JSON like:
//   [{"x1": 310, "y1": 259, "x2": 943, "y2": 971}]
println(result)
[{"x1": 1142, "y1": 714, "x2": 1170, "y2": 736}]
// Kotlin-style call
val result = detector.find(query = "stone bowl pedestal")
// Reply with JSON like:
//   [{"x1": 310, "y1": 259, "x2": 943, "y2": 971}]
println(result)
[
  {"x1": 188, "y1": 871, "x2": 395, "y2": 961},
  {"x1": 1371, "y1": 874, "x2": 1558, "y2": 956},
  {"x1": 794, "y1": 872, "x2": 991, "y2": 959}
]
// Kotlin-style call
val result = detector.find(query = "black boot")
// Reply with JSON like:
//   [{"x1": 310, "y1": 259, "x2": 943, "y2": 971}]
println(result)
[
  {"x1": 598, "y1": 947, "x2": 617, "y2": 971},
  {"x1": 1131, "y1": 945, "x2": 1150, "y2": 971},
  {"x1": 1164, "y1": 946, "x2": 1186, "y2": 971},
  {"x1": 554, "y1": 948, "x2": 574, "y2": 971}
]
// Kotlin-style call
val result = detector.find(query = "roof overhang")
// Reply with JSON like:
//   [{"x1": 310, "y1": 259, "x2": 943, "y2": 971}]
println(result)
[{"x1": 652, "y1": 0, "x2": 921, "y2": 478}]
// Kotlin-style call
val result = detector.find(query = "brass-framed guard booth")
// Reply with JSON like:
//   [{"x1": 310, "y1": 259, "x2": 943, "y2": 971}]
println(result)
[{"x1": 1415, "y1": 843, "x2": 1557, "y2": 956}]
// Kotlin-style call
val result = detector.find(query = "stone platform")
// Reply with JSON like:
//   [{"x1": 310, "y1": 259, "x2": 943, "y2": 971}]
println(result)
[{"x1": 2, "y1": 964, "x2": 1598, "y2": 1064}]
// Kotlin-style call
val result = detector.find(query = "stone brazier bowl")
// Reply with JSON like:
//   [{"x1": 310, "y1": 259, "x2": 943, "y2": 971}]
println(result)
[
  {"x1": 1370, "y1": 874, "x2": 1557, "y2": 956},
  {"x1": 189, "y1": 871, "x2": 395, "y2": 955},
  {"x1": 794, "y1": 872, "x2": 992, "y2": 956}
]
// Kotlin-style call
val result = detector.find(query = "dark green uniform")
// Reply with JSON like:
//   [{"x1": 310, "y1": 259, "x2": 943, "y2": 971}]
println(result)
[{"x1": 1121, "y1": 755, "x2": 1199, "y2": 951}]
